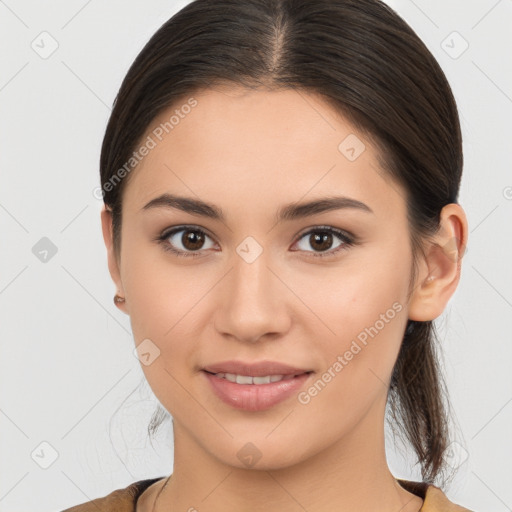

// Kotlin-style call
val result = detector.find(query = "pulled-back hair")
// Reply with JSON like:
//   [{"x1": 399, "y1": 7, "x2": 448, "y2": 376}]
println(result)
[{"x1": 100, "y1": 0, "x2": 463, "y2": 485}]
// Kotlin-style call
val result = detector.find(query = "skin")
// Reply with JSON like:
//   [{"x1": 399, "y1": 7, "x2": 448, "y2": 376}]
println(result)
[{"x1": 101, "y1": 86, "x2": 468, "y2": 512}]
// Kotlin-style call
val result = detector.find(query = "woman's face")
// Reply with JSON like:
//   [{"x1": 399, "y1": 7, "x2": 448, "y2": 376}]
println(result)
[{"x1": 106, "y1": 86, "x2": 421, "y2": 469}]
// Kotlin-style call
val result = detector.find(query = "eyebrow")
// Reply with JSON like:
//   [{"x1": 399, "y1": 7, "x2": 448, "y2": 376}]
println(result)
[{"x1": 141, "y1": 193, "x2": 374, "y2": 222}]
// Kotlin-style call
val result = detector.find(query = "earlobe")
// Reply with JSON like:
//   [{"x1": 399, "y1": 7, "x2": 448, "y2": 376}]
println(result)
[
  {"x1": 100, "y1": 205, "x2": 128, "y2": 314},
  {"x1": 408, "y1": 203, "x2": 468, "y2": 322}
]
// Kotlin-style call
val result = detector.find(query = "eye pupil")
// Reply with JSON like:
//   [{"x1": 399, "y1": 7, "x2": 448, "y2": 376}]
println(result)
[
  {"x1": 183, "y1": 230, "x2": 205, "y2": 250},
  {"x1": 311, "y1": 232, "x2": 333, "y2": 251}
]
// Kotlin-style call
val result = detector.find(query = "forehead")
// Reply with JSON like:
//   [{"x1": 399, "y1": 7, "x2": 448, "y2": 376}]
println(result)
[{"x1": 122, "y1": 86, "x2": 407, "y2": 221}]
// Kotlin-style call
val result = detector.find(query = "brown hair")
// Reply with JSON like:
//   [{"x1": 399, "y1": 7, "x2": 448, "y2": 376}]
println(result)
[{"x1": 100, "y1": 0, "x2": 463, "y2": 485}]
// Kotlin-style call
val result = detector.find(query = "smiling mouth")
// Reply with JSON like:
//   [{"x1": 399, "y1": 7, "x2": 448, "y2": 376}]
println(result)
[
  {"x1": 202, "y1": 369, "x2": 314, "y2": 411},
  {"x1": 203, "y1": 370, "x2": 313, "y2": 385}
]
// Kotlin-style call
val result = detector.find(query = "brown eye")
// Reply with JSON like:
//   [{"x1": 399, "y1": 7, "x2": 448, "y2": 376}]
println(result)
[
  {"x1": 181, "y1": 229, "x2": 206, "y2": 250},
  {"x1": 158, "y1": 226, "x2": 216, "y2": 257},
  {"x1": 308, "y1": 232, "x2": 335, "y2": 251},
  {"x1": 157, "y1": 225, "x2": 355, "y2": 259},
  {"x1": 293, "y1": 226, "x2": 354, "y2": 258}
]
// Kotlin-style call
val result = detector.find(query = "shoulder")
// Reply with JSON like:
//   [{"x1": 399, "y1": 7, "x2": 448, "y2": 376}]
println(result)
[
  {"x1": 423, "y1": 484, "x2": 475, "y2": 512},
  {"x1": 397, "y1": 478, "x2": 475, "y2": 512},
  {"x1": 60, "y1": 477, "x2": 166, "y2": 512},
  {"x1": 61, "y1": 476, "x2": 476, "y2": 511}
]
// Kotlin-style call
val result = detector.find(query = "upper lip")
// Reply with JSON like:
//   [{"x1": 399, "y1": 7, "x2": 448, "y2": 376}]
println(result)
[{"x1": 202, "y1": 360, "x2": 313, "y2": 377}]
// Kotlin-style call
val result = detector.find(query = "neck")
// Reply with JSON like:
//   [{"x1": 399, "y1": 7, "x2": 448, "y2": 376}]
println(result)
[{"x1": 148, "y1": 395, "x2": 423, "y2": 512}]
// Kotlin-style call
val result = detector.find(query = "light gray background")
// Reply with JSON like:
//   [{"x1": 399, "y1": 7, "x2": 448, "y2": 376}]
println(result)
[{"x1": 1, "y1": 1, "x2": 511, "y2": 511}]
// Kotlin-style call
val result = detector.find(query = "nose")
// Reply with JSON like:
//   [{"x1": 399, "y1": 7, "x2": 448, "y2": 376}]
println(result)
[{"x1": 213, "y1": 250, "x2": 291, "y2": 344}]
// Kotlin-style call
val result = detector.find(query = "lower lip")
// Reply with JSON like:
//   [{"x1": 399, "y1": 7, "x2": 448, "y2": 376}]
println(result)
[{"x1": 202, "y1": 371, "x2": 312, "y2": 411}]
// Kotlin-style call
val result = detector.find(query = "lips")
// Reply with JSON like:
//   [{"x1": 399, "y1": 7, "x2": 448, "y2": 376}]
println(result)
[
  {"x1": 202, "y1": 360, "x2": 313, "y2": 377},
  {"x1": 203, "y1": 369, "x2": 313, "y2": 411}
]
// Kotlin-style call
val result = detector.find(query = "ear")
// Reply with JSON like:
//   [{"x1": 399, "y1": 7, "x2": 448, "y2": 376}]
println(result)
[
  {"x1": 408, "y1": 203, "x2": 468, "y2": 322},
  {"x1": 100, "y1": 205, "x2": 128, "y2": 314}
]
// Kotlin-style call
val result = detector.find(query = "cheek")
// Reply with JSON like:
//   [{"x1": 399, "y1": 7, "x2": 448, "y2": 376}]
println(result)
[
  {"x1": 292, "y1": 245, "x2": 408, "y2": 328},
  {"x1": 120, "y1": 231, "x2": 188, "y2": 334},
  {"x1": 119, "y1": 236, "x2": 210, "y2": 390},
  {"x1": 291, "y1": 272, "x2": 408, "y2": 434},
  {"x1": 291, "y1": 244, "x2": 410, "y2": 382}
]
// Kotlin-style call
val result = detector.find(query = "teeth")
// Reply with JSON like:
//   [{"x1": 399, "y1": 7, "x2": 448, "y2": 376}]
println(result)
[{"x1": 214, "y1": 373, "x2": 298, "y2": 384}]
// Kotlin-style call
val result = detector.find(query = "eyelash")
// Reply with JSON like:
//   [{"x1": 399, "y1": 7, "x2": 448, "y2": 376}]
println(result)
[{"x1": 155, "y1": 225, "x2": 356, "y2": 259}]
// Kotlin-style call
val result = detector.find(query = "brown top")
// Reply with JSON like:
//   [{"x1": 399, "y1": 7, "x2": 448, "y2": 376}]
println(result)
[{"x1": 61, "y1": 476, "x2": 475, "y2": 512}]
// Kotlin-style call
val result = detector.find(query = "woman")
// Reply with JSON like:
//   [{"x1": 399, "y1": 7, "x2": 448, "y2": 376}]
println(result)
[{"x1": 63, "y1": 0, "x2": 474, "y2": 510}]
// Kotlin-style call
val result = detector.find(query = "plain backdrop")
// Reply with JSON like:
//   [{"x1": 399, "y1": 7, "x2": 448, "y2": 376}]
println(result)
[{"x1": 0, "y1": 1, "x2": 511, "y2": 511}]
